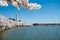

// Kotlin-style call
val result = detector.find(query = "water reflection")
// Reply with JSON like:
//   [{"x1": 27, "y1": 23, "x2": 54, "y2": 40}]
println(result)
[{"x1": 0, "y1": 32, "x2": 5, "y2": 40}]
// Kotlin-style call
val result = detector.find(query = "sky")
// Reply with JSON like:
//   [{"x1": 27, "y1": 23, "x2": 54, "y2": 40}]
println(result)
[{"x1": 0, "y1": 0, "x2": 60, "y2": 23}]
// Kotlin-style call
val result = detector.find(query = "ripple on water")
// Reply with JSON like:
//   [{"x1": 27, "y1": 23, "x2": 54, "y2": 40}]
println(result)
[{"x1": 0, "y1": 26, "x2": 60, "y2": 40}]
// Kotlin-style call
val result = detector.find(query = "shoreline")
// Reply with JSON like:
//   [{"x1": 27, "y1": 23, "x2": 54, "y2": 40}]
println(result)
[
  {"x1": 0, "y1": 25, "x2": 60, "y2": 32},
  {"x1": 0, "y1": 14, "x2": 32, "y2": 32},
  {"x1": 33, "y1": 23, "x2": 60, "y2": 26}
]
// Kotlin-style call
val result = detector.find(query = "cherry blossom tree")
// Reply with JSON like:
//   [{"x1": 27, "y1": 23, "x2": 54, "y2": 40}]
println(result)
[{"x1": 0, "y1": 0, "x2": 41, "y2": 10}]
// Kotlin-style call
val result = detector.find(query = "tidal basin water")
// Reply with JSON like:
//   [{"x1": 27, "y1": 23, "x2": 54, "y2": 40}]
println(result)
[{"x1": 0, "y1": 26, "x2": 60, "y2": 40}]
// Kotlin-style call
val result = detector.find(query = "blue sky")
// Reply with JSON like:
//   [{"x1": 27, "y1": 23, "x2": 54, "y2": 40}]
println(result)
[{"x1": 0, "y1": 0, "x2": 60, "y2": 23}]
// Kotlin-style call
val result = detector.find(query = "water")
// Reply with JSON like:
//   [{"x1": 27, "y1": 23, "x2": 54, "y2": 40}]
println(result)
[{"x1": 0, "y1": 26, "x2": 60, "y2": 40}]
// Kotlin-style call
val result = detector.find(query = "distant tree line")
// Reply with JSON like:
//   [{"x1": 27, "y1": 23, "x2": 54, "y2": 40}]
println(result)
[{"x1": 33, "y1": 23, "x2": 60, "y2": 26}]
